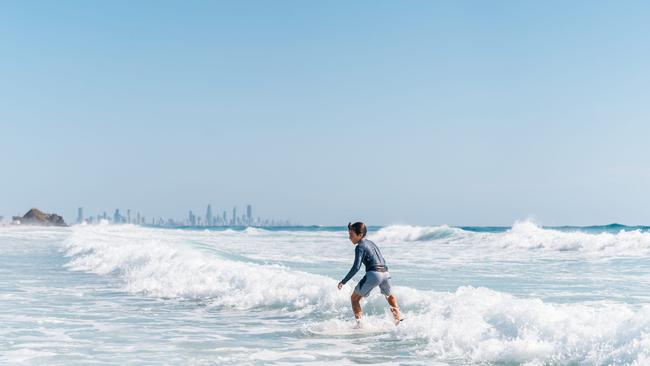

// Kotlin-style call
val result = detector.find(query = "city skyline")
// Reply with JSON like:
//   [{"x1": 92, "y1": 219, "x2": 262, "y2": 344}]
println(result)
[{"x1": 71, "y1": 203, "x2": 294, "y2": 227}]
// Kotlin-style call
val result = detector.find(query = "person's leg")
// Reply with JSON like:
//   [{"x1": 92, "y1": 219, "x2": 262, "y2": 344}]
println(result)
[
  {"x1": 351, "y1": 292, "x2": 363, "y2": 320},
  {"x1": 351, "y1": 272, "x2": 387, "y2": 326},
  {"x1": 351, "y1": 273, "x2": 377, "y2": 321},
  {"x1": 386, "y1": 294, "x2": 401, "y2": 324},
  {"x1": 379, "y1": 273, "x2": 401, "y2": 324}
]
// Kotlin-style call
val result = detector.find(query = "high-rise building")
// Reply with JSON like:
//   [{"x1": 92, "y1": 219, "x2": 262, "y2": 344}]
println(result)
[
  {"x1": 232, "y1": 206, "x2": 237, "y2": 226},
  {"x1": 206, "y1": 204, "x2": 212, "y2": 227},
  {"x1": 189, "y1": 210, "x2": 196, "y2": 226},
  {"x1": 113, "y1": 209, "x2": 121, "y2": 223},
  {"x1": 222, "y1": 211, "x2": 227, "y2": 226},
  {"x1": 246, "y1": 204, "x2": 252, "y2": 225},
  {"x1": 77, "y1": 207, "x2": 84, "y2": 224},
  {"x1": 127, "y1": 209, "x2": 131, "y2": 224}
]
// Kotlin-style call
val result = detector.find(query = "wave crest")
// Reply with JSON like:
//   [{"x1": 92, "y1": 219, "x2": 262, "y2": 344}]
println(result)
[
  {"x1": 373, "y1": 225, "x2": 463, "y2": 242},
  {"x1": 499, "y1": 221, "x2": 650, "y2": 255}
]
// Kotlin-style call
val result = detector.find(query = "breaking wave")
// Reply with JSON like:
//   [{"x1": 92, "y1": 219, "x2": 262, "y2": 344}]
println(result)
[
  {"x1": 374, "y1": 221, "x2": 650, "y2": 257},
  {"x1": 374, "y1": 224, "x2": 463, "y2": 242}
]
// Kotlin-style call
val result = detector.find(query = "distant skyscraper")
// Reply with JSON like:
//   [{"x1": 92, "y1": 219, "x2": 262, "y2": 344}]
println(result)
[
  {"x1": 77, "y1": 207, "x2": 84, "y2": 224},
  {"x1": 232, "y1": 206, "x2": 237, "y2": 226},
  {"x1": 113, "y1": 209, "x2": 121, "y2": 223},
  {"x1": 206, "y1": 204, "x2": 212, "y2": 227},
  {"x1": 189, "y1": 210, "x2": 196, "y2": 226},
  {"x1": 246, "y1": 204, "x2": 252, "y2": 225},
  {"x1": 222, "y1": 211, "x2": 227, "y2": 226},
  {"x1": 127, "y1": 209, "x2": 131, "y2": 224}
]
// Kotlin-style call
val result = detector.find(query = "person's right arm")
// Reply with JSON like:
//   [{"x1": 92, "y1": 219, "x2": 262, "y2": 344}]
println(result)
[{"x1": 340, "y1": 245, "x2": 364, "y2": 285}]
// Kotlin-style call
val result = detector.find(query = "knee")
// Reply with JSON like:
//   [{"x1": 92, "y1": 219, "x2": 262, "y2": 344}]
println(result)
[{"x1": 351, "y1": 293, "x2": 362, "y2": 303}]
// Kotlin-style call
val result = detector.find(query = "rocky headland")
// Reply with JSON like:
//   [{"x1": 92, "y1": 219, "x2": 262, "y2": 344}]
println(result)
[{"x1": 12, "y1": 208, "x2": 67, "y2": 226}]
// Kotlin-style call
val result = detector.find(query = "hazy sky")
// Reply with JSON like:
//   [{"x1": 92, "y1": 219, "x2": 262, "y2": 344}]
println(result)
[{"x1": 2, "y1": 1, "x2": 650, "y2": 226}]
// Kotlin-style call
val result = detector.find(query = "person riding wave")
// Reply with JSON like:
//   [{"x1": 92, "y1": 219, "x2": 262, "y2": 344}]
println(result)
[{"x1": 337, "y1": 222, "x2": 402, "y2": 326}]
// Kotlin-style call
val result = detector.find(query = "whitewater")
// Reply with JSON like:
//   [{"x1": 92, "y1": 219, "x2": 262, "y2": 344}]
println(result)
[{"x1": 2, "y1": 222, "x2": 650, "y2": 365}]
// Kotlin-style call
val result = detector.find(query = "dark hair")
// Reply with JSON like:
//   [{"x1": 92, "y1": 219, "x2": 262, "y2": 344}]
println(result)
[{"x1": 348, "y1": 222, "x2": 367, "y2": 238}]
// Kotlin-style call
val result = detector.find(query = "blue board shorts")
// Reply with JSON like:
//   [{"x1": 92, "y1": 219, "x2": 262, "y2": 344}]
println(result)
[{"x1": 354, "y1": 271, "x2": 393, "y2": 297}]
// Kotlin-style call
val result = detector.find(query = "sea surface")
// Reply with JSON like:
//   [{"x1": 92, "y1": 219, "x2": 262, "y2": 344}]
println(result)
[{"x1": 2, "y1": 222, "x2": 650, "y2": 365}]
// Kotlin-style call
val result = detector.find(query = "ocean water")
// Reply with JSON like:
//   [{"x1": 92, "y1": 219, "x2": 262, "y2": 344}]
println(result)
[{"x1": 2, "y1": 222, "x2": 650, "y2": 365}]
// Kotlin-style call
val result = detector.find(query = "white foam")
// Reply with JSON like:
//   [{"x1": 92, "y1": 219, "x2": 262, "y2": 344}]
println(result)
[{"x1": 402, "y1": 286, "x2": 650, "y2": 364}]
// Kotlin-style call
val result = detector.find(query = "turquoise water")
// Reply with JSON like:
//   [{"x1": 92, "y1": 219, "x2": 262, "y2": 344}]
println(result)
[{"x1": 2, "y1": 222, "x2": 650, "y2": 365}]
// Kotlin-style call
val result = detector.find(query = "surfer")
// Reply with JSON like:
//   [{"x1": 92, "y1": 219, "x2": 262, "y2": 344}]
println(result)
[{"x1": 337, "y1": 222, "x2": 402, "y2": 326}]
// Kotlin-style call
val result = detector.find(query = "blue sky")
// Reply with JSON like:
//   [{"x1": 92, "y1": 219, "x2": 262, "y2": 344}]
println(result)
[{"x1": 1, "y1": 1, "x2": 649, "y2": 226}]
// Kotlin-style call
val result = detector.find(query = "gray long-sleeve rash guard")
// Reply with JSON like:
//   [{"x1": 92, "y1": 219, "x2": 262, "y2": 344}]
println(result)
[{"x1": 340, "y1": 238, "x2": 387, "y2": 284}]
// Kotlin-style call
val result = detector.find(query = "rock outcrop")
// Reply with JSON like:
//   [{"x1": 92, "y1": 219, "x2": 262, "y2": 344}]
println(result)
[{"x1": 13, "y1": 208, "x2": 67, "y2": 226}]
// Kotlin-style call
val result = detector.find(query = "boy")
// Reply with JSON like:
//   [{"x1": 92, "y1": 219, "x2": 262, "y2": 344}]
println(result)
[{"x1": 338, "y1": 222, "x2": 402, "y2": 326}]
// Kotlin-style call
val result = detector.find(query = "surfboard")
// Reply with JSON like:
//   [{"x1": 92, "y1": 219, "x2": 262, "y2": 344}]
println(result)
[
  {"x1": 307, "y1": 326, "x2": 386, "y2": 337},
  {"x1": 306, "y1": 319, "x2": 404, "y2": 337}
]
